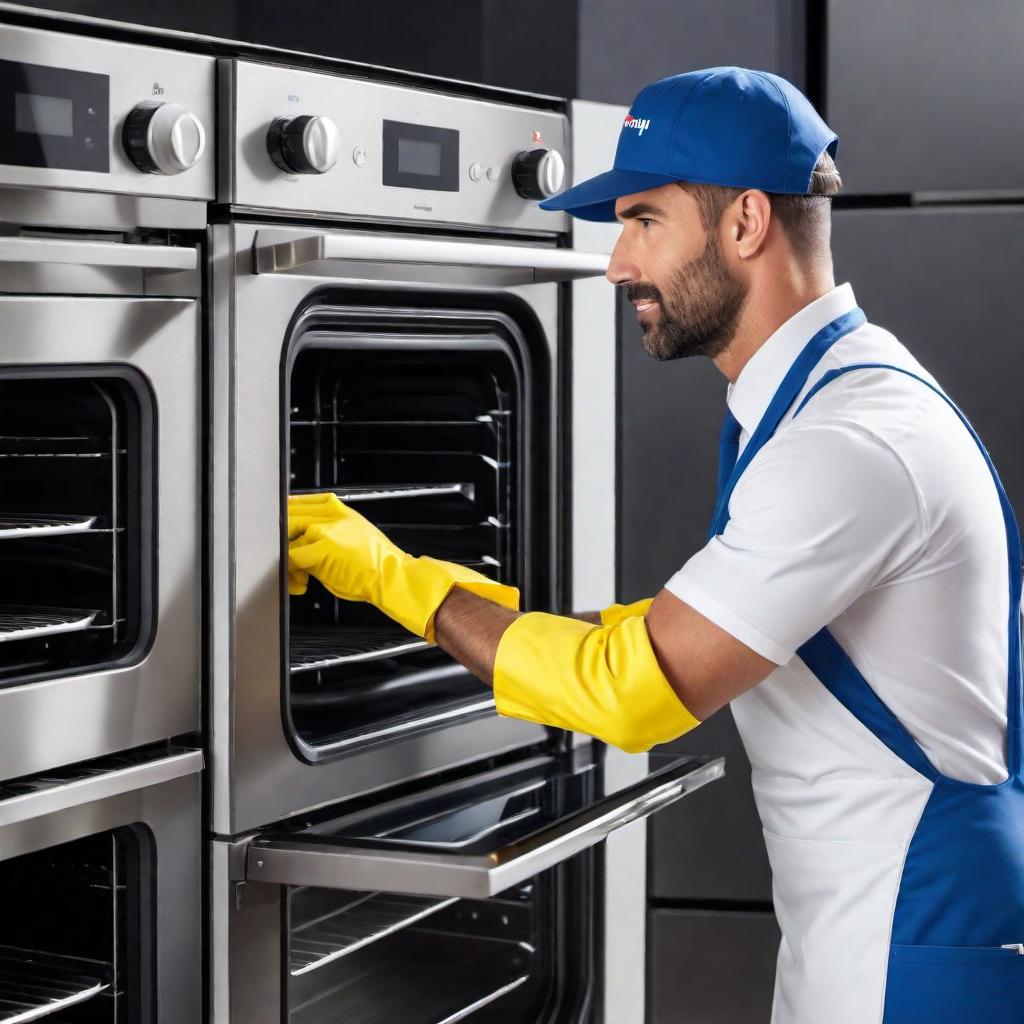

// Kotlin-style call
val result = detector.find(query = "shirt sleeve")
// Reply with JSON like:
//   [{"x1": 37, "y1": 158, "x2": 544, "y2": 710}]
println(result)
[{"x1": 665, "y1": 421, "x2": 926, "y2": 665}]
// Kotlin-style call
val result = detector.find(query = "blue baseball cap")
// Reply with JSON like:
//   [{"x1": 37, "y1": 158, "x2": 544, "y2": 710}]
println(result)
[{"x1": 540, "y1": 67, "x2": 838, "y2": 222}]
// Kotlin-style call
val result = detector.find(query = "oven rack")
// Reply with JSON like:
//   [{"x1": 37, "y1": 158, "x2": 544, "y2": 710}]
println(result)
[
  {"x1": 289, "y1": 626, "x2": 429, "y2": 674},
  {"x1": 292, "y1": 930, "x2": 529, "y2": 1024},
  {"x1": 0, "y1": 608, "x2": 99, "y2": 643},
  {"x1": 0, "y1": 514, "x2": 98, "y2": 539},
  {"x1": 0, "y1": 945, "x2": 109, "y2": 1023},
  {"x1": 291, "y1": 483, "x2": 476, "y2": 503},
  {"x1": 0, "y1": 436, "x2": 123, "y2": 460},
  {"x1": 290, "y1": 889, "x2": 459, "y2": 977}
]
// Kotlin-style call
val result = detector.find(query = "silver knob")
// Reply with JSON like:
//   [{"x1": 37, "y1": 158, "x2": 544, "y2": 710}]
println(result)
[
  {"x1": 267, "y1": 114, "x2": 341, "y2": 175},
  {"x1": 123, "y1": 101, "x2": 206, "y2": 175},
  {"x1": 511, "y1": 148, "x2": 565, "y2": 200}
]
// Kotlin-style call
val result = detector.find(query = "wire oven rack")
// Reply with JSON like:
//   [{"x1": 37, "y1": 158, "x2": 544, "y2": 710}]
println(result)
[
  {"x1": 289, "y1": 626, "x2": 429, "y2": 675},
  {"x1": 0, "y1": 945, "x2": 109, "y2": 1023},
  {"x1": 290, "y1": 889, "x2": 459, "y2": 977}
]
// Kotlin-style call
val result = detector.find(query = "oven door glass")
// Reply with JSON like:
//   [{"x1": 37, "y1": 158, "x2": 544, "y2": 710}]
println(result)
[{"x1": 283, "y1": 296, "x2": 549, "y2": 763}]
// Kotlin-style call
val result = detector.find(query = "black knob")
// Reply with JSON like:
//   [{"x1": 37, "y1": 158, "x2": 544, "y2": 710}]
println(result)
[
  {"x1": 511, "y1": 148, "x2": 565, "y2": 200},
  {"x1": 267, "y1": 115, "x2": 340, "y2": 175}
]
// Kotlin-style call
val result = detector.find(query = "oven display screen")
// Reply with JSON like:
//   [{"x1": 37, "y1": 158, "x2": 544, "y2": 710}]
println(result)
[
  {"x1": 0, "y1": 59, "x2": 109, "y2": 172},
  {"x1": 16, "y1": 92, "x2": 74, "y2": 137},
  {"x1": 383, "y1": 119, "x2": 459, "y2": 192},
  {"x1": 398, "y1": 136, "x2": 442, "y2": 177}
]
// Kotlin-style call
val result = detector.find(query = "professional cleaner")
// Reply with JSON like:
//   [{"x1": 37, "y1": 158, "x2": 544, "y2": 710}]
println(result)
[{"x1": 287, "y1": 68, "x2": 1024, "y2": 1022}]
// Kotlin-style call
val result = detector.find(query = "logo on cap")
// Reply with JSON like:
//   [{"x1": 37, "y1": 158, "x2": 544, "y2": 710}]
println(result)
[{"x1": 623, "y1": 113, "x2": 651, "y2": 137}]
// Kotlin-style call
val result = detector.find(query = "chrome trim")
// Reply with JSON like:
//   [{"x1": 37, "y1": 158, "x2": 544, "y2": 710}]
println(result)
[
  {"x1": 0, "y1": 749, "x2": 203, "y2": 828},
  {"x1": 244, "y1": 757, "x2": 724, "y2": 898},
  {"x1": 252, "y1": 231, "x2": 609, "y2": 280},
  {"x1": 0, "y1": 236, "x2": 198, "y2": 271}
]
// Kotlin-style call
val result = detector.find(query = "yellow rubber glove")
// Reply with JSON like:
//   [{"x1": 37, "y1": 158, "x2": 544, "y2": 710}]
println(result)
[
  {"x1": 287, "y1": 493, "x2": 519, "y2": 641},
  {"x1": 493, "y1": 612, "x2": 699, "y2": 753},
  {"x1": 599, "y1": 597, "x2": 654, "y2": 627}
]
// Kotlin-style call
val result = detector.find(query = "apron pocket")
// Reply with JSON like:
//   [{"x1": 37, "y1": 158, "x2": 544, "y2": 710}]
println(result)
[{"x1": 885, "y1": 943, "x2": 1024, "y2": 1023}]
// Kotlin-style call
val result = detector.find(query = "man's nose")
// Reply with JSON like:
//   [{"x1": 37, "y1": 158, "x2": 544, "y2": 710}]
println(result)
[{"x1": 606, "y1": 234, "x2": 638, "y2": 286}]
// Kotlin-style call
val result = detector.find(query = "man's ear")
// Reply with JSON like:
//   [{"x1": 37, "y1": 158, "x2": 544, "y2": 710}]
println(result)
[{"x1": 730, "y1": 189, "x2": 772, "y2": 259}]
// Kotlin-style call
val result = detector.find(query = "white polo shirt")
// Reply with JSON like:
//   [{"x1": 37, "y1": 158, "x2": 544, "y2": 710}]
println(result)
[{"x1": 666, "y1": 283, "x2": 1010, "y2": 784}]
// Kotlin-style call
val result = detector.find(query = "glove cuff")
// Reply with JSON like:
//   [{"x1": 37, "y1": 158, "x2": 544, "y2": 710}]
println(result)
[
  {"x1": 378, "y1": 555, "x2": 520, "y2": 640},
  {"x1": 599, "y1": 596, "x2": 655, "y2": 627}
]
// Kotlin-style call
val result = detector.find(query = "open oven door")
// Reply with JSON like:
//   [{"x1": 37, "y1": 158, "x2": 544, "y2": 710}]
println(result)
[{"x1": 243, "y1": 751, "x2": 723, "y2": 897}]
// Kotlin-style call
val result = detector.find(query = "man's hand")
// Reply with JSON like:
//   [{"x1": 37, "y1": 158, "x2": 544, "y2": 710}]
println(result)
[
  {"x1": 287, "y1": 493, "x2": 410, "y2": 603},
  {"x1": 286, "y1": 493, "x2": 519, "y2": 640}
]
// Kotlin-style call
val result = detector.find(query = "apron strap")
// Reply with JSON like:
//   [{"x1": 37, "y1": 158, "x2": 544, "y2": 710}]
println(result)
[
  {"x1": 709, "y1": 307, "x2": 866, "y2": 538},
  {"x1": 794, "y1": 363, "x2": 1024, "y2": 779}
]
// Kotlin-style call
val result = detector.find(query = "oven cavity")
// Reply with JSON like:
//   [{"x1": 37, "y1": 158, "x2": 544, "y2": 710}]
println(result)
[
  {"x1": 0, "y1": 825, "x2": 149, "y2": 1022},
  {"x1": 285, "y1": 318, "x2": 533, "y2": 760},
  {"x1": 0, "y1": 373, "x2": 151, "y2": 686},
  {"x1": 287, "y1": 872, "x2": 562, "y2": 1024}
]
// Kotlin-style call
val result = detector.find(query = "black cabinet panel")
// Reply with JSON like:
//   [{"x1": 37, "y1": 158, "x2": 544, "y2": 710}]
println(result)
[
  {"x1": 650, "y1": 909, "x2": 779, "y2": 1024},
  {"x1": 831, "y1": 206, "x2": 1024, "y2": 520},
  {"x1": 825, "y1": 0, "x2": 1024, "y2": 195},
  {"x1": 617, "y1": 292, "x2": 723, "y2": 603},
  {"x1": 651, "y1": 716, "x2": 774, "y2": 903},
  {"x1": 578, "y1": 0, "x2": 806, "y2": 105}
]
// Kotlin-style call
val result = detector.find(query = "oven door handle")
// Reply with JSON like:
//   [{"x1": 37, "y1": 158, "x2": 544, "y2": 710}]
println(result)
[
  {"x1": 244, "y1": 755, "x2": 724, "y2": 899},
  {"x1": 0, "y1": 236, "x2": 198, "y2": 271},
  {"x1": 251, "y1": 231, "x2": 610, "y2": 281}
]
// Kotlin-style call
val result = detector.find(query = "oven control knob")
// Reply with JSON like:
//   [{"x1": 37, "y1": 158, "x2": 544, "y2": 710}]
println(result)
[
  {"x1": 122, "y1": 101, "x2": 206, "y2": 175},
  {"x1": 267, "y1": 115, "x2": 341, "y2": 175},
  {"x1": 511, "y1": 148, "x2": 565, "y2": 200}
]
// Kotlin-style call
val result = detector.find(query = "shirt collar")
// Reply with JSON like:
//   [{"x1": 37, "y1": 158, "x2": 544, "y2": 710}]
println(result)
[{"x1": 726, "y1": 282, "x2": 858, "y2": 435}]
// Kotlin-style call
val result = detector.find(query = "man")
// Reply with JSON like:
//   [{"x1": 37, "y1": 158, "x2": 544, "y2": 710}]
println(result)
[{"x1": 288, "y1": 69, "x2": 1024, "y2": 1022}]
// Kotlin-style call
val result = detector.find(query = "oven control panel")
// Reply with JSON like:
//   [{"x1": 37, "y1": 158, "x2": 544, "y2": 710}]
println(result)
[
  {"x1": 0, "y1": 24, "x2": 215, "y2": 199},
  {"x1": 223, "y1": 60, "x2": 570, "y2": 233}
]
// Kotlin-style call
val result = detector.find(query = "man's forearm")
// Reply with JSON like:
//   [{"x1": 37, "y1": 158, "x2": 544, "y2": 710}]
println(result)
[
  {"x1": 433, "y1": 590, "x2": 600, "y2": 682},
  {"x1": 432, "y1": 586, "x2": 522, "y2": 685}
]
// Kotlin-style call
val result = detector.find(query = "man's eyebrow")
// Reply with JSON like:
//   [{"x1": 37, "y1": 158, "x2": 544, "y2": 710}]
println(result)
[{"x1": 616, "y1": 202, "x2": 667, "y2": 222}]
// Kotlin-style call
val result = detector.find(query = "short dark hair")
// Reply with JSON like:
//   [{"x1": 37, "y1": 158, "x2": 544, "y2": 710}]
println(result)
[{"x1": 676, "y1": 151, "x2": 842, "y2": 261}]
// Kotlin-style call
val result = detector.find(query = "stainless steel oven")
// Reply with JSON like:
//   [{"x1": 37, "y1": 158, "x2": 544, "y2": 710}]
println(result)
[
  {"x1": 211, "y1": 56, "x2": 724, "y2": 1023},
  {"x1": 212, "y1": 747, "x2": 723, "y2": 1023},
  {"x1": 0, "y1": 743, "x2": 203, "y2": 1021},
  {"x1": 0, "y1": 21, "x2": 213, "y2": 780}
]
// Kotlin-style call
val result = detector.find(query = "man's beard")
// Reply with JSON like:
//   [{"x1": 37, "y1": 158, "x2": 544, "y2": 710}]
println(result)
[{"x1": 628, "y1": 231, "x2": 748, "y2": 361}]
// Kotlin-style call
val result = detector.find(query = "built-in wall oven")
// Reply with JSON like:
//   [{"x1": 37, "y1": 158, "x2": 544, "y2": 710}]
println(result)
[
  {"x1": 0, "y1": 22, "x2": 212, "y2": 780},
  {"x1": 0, "y1": 743, "x2": 203, "y2": 1021},
  {"x1": 211, "y1": 57, "x2": 723, "y2": 1022}
]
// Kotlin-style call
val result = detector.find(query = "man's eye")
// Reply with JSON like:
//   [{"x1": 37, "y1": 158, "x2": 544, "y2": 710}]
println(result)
[{"x1": 638, "y1": 218, "x2": 655, "y2": 228}]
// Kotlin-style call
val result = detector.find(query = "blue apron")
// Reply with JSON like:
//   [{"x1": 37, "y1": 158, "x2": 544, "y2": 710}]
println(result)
[{"x1": 710, "y1": 307, "x2": 1024, "y2": 1021}]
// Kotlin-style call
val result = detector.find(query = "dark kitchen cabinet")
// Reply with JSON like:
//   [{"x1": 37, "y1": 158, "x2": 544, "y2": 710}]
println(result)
[
  {"x1": 649, "y1": 909, "x2": 780, "y2": 1024},
  {"x1": 831, "y1": 206, "x2": 1024, "y2": 520},
  {"x1": 578, "y1": 0, "x2": 807, "y2": 106},
  {"x1": 823, "y1": 0, "x2": 1024, "y2": 195},
  {"x1": 650, "y1": 719, "x2": 773, "y2": 903}
]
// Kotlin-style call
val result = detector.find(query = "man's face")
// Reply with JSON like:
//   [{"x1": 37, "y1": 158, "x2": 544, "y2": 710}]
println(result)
[{"x1": 607, "y1": 183, "x2": 748, "y2": 361}]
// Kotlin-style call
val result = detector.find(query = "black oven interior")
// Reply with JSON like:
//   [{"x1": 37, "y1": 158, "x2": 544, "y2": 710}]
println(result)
[
  {"x1": 286, "y1": 862, "x2": 589, "y2": 1024},
  {"x1": 0, "y1": 372, "x2": 151, "y2": 686},
  {"x1": 0, "y1": 823, "x2": 151, "y2": 1022},
  {"x1": 284, "y1": 303, "x2": 548, "y2": 761}
]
